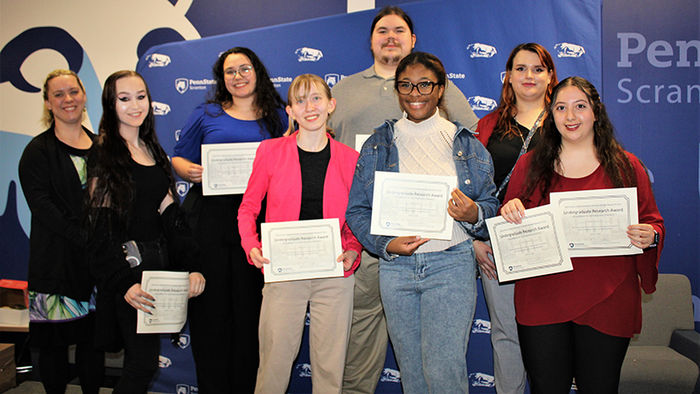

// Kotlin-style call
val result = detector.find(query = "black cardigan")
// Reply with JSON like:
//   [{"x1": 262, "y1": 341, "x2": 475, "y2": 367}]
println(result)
[{"x1": 18, "y1": 126, "x2": 95, "y2": 300}]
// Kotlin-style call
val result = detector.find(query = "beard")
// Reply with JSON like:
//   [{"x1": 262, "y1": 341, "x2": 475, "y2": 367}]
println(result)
[{"x1": 378, "y1": 54, "x2": 402, "y2": 66}]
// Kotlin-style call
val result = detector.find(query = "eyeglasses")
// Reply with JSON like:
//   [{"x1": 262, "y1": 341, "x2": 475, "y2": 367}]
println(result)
[
  {"x1": 396, "y1": 80, "x2": 440, "y2": 95},
  {"x1": 225, "y1": 64, "x2": 253, "y2": 78}
]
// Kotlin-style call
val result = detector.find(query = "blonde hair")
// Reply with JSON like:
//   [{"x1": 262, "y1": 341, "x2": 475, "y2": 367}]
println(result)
[
  {"x1": 42, "y1": 69, "x2": 86, "y2": 127},
  {"x1": 285, "y1": 74, "x2": 334, "y2": 137}
]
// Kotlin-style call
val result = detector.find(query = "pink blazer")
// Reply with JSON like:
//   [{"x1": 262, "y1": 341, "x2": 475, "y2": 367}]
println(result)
[{"x1": 237, "y1": 132, "x2": 362, "y2": 276}]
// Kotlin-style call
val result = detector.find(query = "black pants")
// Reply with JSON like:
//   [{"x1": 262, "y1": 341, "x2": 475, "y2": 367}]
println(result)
[
  {"x1": 38, "y1": 341, "x2": 104, "y2": 394},
  {"x1": 113, "y1": 297, "x2": 160, "y2": 394},
  {"x1": 34, "y1": 313, "x2": 104, "y2": 394},
  {"x1": 518, "y1": 322, "x2": 630, "y2": 394},
  {"x1": 188, "y1": 193, "x2": 264, "y2": 393}
]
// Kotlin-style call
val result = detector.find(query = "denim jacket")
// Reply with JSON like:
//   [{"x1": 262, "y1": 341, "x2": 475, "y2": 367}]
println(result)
[{"x1": 345, "y1": 119, "x2": 499, "y2": 261}]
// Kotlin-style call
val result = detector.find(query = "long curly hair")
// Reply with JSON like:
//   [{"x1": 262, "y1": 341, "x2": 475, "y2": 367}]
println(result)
[
  {"x1": 495, "y1": 43, "x2": 557, "y2": 139},
  {"x1": 208, "y1": 47, "x2": 285, "y2": 137},
  {"x1": 88, "y1": 70, "x2": 176, "y2": 226},
  {"x1": 521, "y1": 77, "x2": 636, "y2": 203}
]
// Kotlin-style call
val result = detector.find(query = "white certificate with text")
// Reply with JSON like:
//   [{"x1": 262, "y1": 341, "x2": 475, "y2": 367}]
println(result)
[
  {"x1": 137, "y1": 271, "x2": 189, "y2": 334},
  {"x1": 486, "y1": 204, "x2": 573, "y2": 282},
  {"x1": 261, "y1": 218, "x2": 344, "y2": 283},
  {"x1": 201, "y1": 142, "x2": 260, "y2": 196},
  {"x1": 371, "y1": 171, "x2": 457, "y2": 240},
  {"x1": 550, "y1": 187, "x2": 641, "y2": 257}
]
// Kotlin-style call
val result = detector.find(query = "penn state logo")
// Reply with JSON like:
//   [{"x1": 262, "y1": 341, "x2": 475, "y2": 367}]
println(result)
[
  {"x1": 176, "y1": 181, "x2": 190, "y2": 197},
  {"x1": 175, "y1": 384, "x2": 198, "y2": 394},
  {"x1": 467, "y1": 96, "x2": 497, "y2": 111},
  {"x1": 146, "y1": 53, "x2": 171, "y2": 68},
  {"x1": 296, "y1": 363, "x2": 312, "y2": 377},
  {"x1": 295, "y1": 47, "x2": 323, "y2": 62},
  {"x1": 324, "y1": 73, "x2": 340, "y2": 88},
  {"x1": 380, "y1": 368, "x2": 401, "y2": 383},
  {"x1": 175, "y1": 129, "x2": 182, "y2": 142},
  {"x1": 554, "y1": 42, "x2": 586, "y2": 58},
  {"x1": 466, "y1": 43, "x2": 497, "y2": 58},
  {"x1": 175, "y1": 78, "x2": 189, "y2": 94},
  {"x1": 500, "y1": 71, "x2": 507, "y2": 83},
  {"x1": 469, "y1": 372, "x2": 495, "y2": 387},
  {"x1": 158, "y1": 355, "x2": 172, "y2": 368},
  {"x1": 472, "y1": 318, "x2": 491, "y2": 334},
  {"x1": 176, "y1": 333, "x2": 190, "y2": 349},
  {"x1": 152, "y1": 101, "x2": 171, "y2": 116}
]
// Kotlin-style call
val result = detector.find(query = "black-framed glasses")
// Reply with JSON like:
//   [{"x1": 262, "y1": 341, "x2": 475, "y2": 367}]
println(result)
[
  {"x1": 396, "y1": 80, "x2": 440, "y2": 95},
  {"x1": 225, "y1": 64, "x2": 253, "y2": 78}
]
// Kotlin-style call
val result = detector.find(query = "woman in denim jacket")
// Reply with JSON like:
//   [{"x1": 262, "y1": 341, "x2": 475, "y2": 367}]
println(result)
[{"x1": 345, "y1": 52, "x2": 498, "y2": 393}]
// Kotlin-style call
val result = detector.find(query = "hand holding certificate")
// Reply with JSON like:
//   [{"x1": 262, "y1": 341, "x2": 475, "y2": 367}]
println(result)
[
  {"x1": 371, "y1": 171, "x2": 457, "y2": 240},
  {"x1": 201, "y1": 142, "x2": 260, "y2": 195},
  {"x1": 261, "y1": 218, "x2": 344, "y2": 283},
  {"x1": 486, "y1": 204, "x2": 573, "y2": 282},
  {"x1": 137, "y1": 271, "x2": 190, "y2": 334},
  {"x1": 550, "y1": 188, "x2": 641, "y2": 257}
]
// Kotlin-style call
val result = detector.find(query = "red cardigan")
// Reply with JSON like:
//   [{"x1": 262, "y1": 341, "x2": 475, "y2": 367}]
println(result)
[
  {"x1": 504, "y1": 152, "x2": 664, "y2": 337},
  {"x1": 237, "y1": 132, "x2": 362, "y2": 276},
  {"x1": 474, "y1": 110, "x2": 499, "y2": 146}
]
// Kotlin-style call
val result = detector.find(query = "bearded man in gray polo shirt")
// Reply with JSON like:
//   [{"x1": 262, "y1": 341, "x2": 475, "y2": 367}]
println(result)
[{"x1": 329, "y1": 6, "x2": 479, "y2": 393}]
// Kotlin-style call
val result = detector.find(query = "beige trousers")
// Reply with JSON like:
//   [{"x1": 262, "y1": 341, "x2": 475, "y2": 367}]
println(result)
[{"x1": 255, "y1": 275, "x2": 355, "y2": 394}]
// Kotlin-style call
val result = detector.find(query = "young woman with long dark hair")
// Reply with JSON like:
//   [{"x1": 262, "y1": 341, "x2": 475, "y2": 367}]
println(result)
[
  {"x1": 87, "y1": 70, "x2": 204, "y2": 393},
  {"x1": 171, "y1": 46, "x2": 287, "y2": 393},
  {"x1": 500, "y1": 77, "x2": 664, "y2": 393}
]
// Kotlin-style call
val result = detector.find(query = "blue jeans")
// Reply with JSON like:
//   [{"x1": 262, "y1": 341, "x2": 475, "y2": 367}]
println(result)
[{"x1": 379, "y1": 240, "x2": 477, "y2": 394}]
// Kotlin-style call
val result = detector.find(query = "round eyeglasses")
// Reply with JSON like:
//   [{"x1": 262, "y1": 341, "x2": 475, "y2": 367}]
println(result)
[{"x1": 225, "y1": 64, "x2": 253, "y2": 78}]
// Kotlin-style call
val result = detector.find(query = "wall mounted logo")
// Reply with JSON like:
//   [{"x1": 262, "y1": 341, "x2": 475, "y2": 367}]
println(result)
[
  {"x1": 380, "y1": 368, "x2": 401, "y2": 383},
  {"x1": 472, "y1": 318, "x2": 491, "y2": 334},
  {"x1": 554, "y1": 42, "x2": 586, "y2": 58},
  {"x1": 296, "y1": 363, "x2": 312, "y2": 377},
  {"x1": 175, "y1": 129, "x2": 182, "y2": 142},
  {"x1": 158, "y1": 355, "x2": 172, "y2": 368},
  {"x1": 146, "y1": 53, "x2": 171, "y2": 68},
  {"x1": 176, "y1": 181, "x2": 190, "y2": 197},
  {"x1": 176, "y1": 384, "x2": 198, "y2": 394},
  {"x1": 175, "y1": 78, "x2": 189, "y2": 94},
  {"x1": 152, "y1": 101, "x2": 171, "y2": 116},
  {"x1": 469, "y1": 372, "x2": 495, "y2": 388},
  {"x1": 500, "y1": 71, "x2": 507, "y2": 83},
  {"x1": 295, "y1": 47, "x2": 323, "y2": 62},
  {"x1": 324, "y1": 73, "x2": 340, "y2": 88},
  {"x1": 467, "y1": 96, "x2": 497, "y2": 111},
  {"x1": 466, "y1": 43, "x2": 497, "y2": 58},
  {"x1": 270, "y1": 76, "x2": 293, "y2": 88},
  {"x1": 175, "y1": 333, "x2": 190, "y2": 349}
]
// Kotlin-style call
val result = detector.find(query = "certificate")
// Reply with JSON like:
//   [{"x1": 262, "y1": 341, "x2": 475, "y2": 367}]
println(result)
[
  {"x1": 201, "y1": 142, "x2": 260, "y2": 196},
  {"x1": 550, "y1": 187, "x2": 641, "y2": 257},
  {"x1": 137, "y1": 271, "x2": 189, "y2": 334},
  {"x1": 261, "y1": 218, "x2": 344, "y2": 283},
  {"x1": 371, "y1": 171, "x2": 457, "y2": 240},
  {"x1": 355, "y1": 134, "x2": 371, "y2": 152},
  {"x1": 486, "y1": 204, "x2": 573, "y2": 282}
]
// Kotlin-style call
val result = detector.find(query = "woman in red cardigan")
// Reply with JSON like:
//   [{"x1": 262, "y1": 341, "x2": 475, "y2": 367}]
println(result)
[
  {"x1": 238, "y1": 74, "x2": 361, "y2": 393},
  {"x1": 500, "y1": 76, "x2": 664, "y2": 394}
]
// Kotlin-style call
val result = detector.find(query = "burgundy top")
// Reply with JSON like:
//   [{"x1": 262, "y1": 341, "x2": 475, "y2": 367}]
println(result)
[{"x1": 504, "y1": 151, "x2": 664, "y2": 337}]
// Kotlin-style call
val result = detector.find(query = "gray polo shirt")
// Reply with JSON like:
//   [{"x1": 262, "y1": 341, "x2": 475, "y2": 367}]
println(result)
[{"x1": 329, "y1": 65, "x2": 479, "y2": 149}]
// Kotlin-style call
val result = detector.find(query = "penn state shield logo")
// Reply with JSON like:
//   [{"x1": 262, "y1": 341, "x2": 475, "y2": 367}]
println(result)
[
  {"x1": 175, "y1": 78, "x2": 189, "y2": 94},
  {"x1": 176, "y1": 181, "x2": 190, "y2": 197},
  {"x1": 324, "y1": 73, "x2": 340, "y2": 88}
]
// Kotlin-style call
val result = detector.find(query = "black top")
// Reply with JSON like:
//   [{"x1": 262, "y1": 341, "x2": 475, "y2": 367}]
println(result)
[
  {"x1": 128, "y1": 160, "x2": 169, "y2": 241},
  {"x1": 298, "y1": 141, "x2": 331, "y2": 220},
  {"x1": 18, "y1": 126, "x2": 95, "y2": 300},
  {"x1": 486, "y1": 121, "x2": 541, "y2": 203}
]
